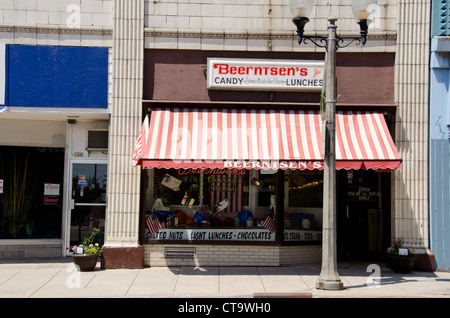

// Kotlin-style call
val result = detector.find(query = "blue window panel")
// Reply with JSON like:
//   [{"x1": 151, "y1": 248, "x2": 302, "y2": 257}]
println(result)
[{"x1": 7, "y1": 45, "x2": 108, "y2": 108}]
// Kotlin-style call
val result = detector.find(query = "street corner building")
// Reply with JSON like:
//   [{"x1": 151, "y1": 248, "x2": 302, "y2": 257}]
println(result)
[{"x1": 0, "y1": 0, "x2": 441, "y2": 271}]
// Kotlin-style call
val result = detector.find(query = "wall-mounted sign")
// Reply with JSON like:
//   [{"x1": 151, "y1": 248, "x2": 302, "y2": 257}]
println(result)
[
  {"x1": 6, "y1": 45, "x2": 108, "y2": 108},
  {"x1": 224, "y1": 160, "x2": 323, "y2": 170},
  {"x1": 0, "y1": 179, "x2": 3, "y2": 194},
  {"x1": 207, "y1": 58, "x2": 324, "y2": 91}
]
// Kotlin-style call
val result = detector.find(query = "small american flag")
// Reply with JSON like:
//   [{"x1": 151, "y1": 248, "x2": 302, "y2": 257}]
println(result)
[
  {"x1": 262, "y1": 215, "x2": 275, "y2": 233},
  {"x1": 146, "y1": 214, "x2": 162, "y2": 235}
]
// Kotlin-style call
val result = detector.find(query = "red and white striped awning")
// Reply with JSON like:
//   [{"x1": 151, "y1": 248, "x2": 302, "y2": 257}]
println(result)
[{"x1": 132, "y1": 108, "x2": 401, "y2": 171}]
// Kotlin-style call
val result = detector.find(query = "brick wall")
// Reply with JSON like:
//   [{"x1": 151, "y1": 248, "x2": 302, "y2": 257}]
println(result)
[{"x1": 144, "y1": 244, "x2": 321, "y2": 267}]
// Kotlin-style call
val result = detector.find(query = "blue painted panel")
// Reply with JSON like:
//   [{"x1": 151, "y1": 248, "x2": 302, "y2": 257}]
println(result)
[
  {"x1": 430, "y1": 139, "x2": 450, "y2": 269},
  {"x1": 429, "y1": 47, "x2": 450, "y2": 269},
  {"x1": 7, "y1": 45, "x2": 108, "y2": 108}
]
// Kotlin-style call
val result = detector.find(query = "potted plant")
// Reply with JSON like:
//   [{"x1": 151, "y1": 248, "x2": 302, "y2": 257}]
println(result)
[
  {"x1": 385, "y1": 239, "x2": 416, "y2": 273},
  {"x1": 71, "y1": 228, "x2": 102, "y2": 271}
]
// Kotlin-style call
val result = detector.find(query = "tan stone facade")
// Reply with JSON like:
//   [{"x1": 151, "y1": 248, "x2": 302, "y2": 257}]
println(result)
[{"x1": 0, "y1": 1, "x2": 434, "y2": 268}]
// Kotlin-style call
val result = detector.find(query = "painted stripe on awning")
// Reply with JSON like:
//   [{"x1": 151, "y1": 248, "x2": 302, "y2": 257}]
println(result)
[{"x1": 132, "y1": 108, "x2": 401, "y2": 171}]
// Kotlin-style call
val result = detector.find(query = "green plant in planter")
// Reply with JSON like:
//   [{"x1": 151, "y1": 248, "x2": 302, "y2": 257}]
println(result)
[
  {"x1": 72, "y1": 228, "x2": 102, "y2": 255},
  {"x1": 386, "y1": 239, "x2": 416, "y2": 273},
  {"x1": 387, "y1": 239, "x2": 415, "y2": 256}
]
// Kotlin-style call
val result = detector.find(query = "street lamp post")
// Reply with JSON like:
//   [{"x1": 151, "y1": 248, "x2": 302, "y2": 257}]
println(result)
[{"x1": 289, "y1": 0, "x2": 378, "y2": 291}]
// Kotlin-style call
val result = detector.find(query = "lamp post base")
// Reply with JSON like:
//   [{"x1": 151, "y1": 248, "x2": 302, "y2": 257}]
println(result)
[{"x1": 315, "y1": 280, "x2": 344, "y2": 291}]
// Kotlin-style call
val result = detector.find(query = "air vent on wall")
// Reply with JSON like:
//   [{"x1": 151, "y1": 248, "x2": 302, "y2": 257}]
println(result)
[
  {"x1": 164, "y1": 247, "x2": 196, "y2": 259},
  {"x1": 86, "y1": 130, "x2": 108, "y2": 151}
]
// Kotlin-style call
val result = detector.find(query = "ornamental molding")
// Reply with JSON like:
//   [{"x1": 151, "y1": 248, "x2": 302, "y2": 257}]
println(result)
[
  {"x1": 0, "y1": 25, "x2": 396, "y2": 42},
  {"x1": 0, "y1": 25, "x2": 112, "y2": 36},
  {"x1": 144, "y1": 29, "x2": 396, "y2": 42}
]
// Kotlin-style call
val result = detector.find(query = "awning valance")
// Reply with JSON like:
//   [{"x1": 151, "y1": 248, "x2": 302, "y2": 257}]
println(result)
[{"x1": 132, "y1": 108, "x2": 401, "y2": 171}]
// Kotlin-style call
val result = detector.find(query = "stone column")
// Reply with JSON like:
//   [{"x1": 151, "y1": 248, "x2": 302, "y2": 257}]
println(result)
[
  {"x1": 101, "y1": 0, "x2": 144, "y2": 269},
  {"x1": 394, "y1": 0, "x2": 433, "y2": 269}
]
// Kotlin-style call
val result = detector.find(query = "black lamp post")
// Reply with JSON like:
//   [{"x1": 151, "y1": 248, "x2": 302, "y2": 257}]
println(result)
[{"x1": 289, "y1": 0, "x2": 378, "y2": 291}]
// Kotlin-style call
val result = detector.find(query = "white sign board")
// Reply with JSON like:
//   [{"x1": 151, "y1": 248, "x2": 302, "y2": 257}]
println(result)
[
  {"x1": 398, "y1": 248, "x2": 409, "y2": 256},
  {"x1": 207, "y1": 58, "x2": 324, "y2": 91},
  {"x1": 161, "y1": 174, "x2": 182, "y2": 191},
  {"x1": 44, "y1": 183, "x2": 60, "y2": 196},
  {"x1": 0, "y1": 179, "x2": 3, "y2": 194}
]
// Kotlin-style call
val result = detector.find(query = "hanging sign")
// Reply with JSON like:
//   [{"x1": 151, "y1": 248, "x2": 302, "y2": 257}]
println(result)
[
  {"x1": 77, "y1": 175, "x2": 87, "y2": 187},
  {"x1": 161, "y1": 174, "x2": 182, "y2": 191},
  {"x1": 0, "y1": 179, "x2": 3, "y2": 194},
  {"x1": 207, "y1": 58, "x2": 324, "y2": 91},
  {"x1": 43, "y1": 183, "x2": 60, "y2": 206},
  {"x1": 44, "y1": 183, "x2": 60, "y2": 196}
]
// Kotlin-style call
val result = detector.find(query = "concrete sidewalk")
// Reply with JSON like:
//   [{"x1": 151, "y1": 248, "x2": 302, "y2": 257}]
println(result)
[{"x1": 0, "y1": 258, "x2": 449, "y2": 298}]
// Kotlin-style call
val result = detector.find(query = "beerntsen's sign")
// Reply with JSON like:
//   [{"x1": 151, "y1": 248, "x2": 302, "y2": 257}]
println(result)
[{"x1": 207, "y1": 58, "x2": 324, "y2": 91}]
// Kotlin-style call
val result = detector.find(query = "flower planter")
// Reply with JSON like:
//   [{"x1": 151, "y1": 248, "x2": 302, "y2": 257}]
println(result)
[
  {"x1": 72, "y1": 253, "x2": 100, "y2": 271},
  {"x1": 385, "y1": 255, "x2": 416, "y2": 273}
]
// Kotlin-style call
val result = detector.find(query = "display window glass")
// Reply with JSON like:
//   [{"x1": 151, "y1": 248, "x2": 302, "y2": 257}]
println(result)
[
  {"x1": 145, "y1": 168, "x2": 275, "y2": 242},
  {"x1": 288, "y1": 170, "x2": 323, "y2": 208},
  {"x1": 0, "y1": 146, "x2": 64, "y2": 239},
  {"x1": 144, "y1": 168, "x2": 322, "y2": 243},
  {"x1": 284, "y1": 170, "x2": 323, "y2": 242}
]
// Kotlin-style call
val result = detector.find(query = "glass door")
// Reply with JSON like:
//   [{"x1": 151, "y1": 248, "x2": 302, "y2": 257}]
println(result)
[{"x1": 68, "y1": 162, "x2": 107, "y2": 252}]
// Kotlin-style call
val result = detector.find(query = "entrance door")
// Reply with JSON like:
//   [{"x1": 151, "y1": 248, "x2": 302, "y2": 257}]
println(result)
[
  {"x1": 337, "y1": 170, "x2": 391, "y2": 261},
  {"x1": 67, "y1": 161, "x2": 107, "y2": 253}
]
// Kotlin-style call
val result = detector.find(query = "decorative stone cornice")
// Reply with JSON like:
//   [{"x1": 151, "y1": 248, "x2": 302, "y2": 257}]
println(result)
[
  {"x1": 144, "y1": 29, "x2": 396, "y2": 42},
  {"x1": 0, "y1": 25, "x2": 112, "y2": 36},
  {"x1": 0, "y1": 25, "x2": 396, "y2": 42}
]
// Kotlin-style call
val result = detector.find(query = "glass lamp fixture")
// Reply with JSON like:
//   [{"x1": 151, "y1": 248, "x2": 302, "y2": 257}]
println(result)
[
  {"x1": 288, "y1": 0, "x2": 315, "y2": 44},
  {"x1": 289, "y1": 0, "x2": 378, "y2": 46},
  {"x1": 352, "y1": 0, "x2": 378, "y2": 45},
  {"x1": 288, "y1": 0, "x2": 314, "y2": 19}
]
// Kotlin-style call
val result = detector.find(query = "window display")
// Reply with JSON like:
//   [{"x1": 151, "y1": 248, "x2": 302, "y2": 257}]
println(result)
[
  {"x1": 288, "y1": 170, "x2": 323, "y2": 208},
  {"x1": 0, "y1": 146, "x2": 64, "y2": 239},
  {"x1": 144, "y1": 168, "x2": 322, "y2": 243}
]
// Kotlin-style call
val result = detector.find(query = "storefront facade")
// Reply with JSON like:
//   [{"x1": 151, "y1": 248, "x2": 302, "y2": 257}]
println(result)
[
  {"x1": 100, "y1": 0, "x2": 436, "y2": 270},
  {"x1": 1, "y1": 1, "x2": 434, "y2": 269},
  {"x1": 0, "y1": 38, "x2": 110, "y2": 257},
  {"x1": 131, "y1": 48, "x2": 400, "y2": 266}
]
